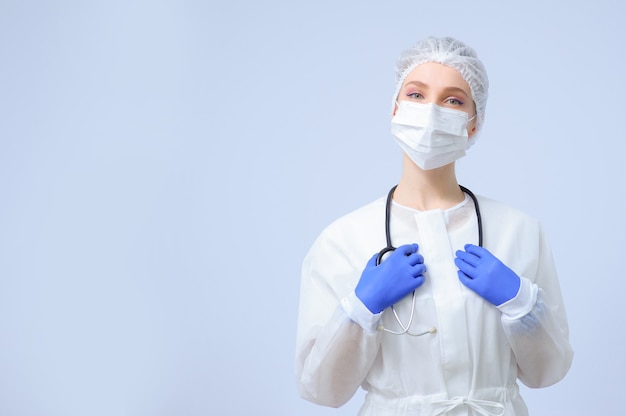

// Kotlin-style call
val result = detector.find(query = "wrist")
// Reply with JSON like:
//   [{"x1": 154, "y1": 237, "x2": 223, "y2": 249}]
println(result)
[
  {"x1": 342, "y1": 291, "x2": 383, "y2": 333},
  {"x1": 497, "y1": 277, "x2": 538, "y2": 319}
]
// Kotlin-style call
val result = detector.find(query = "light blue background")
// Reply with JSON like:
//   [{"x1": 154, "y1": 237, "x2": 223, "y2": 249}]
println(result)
[{"x1": 1, "y1": 1, "x2": 624, "y2": 415}]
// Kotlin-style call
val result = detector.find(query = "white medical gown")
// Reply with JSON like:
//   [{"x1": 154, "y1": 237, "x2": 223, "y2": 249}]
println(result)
[{"x1": 295, "y1": 194, "x2": 573, "y2": 416}]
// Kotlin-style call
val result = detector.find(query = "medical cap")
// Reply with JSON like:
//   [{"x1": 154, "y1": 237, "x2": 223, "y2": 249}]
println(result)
[{"x1": 392, "y1": 36, "x2": 489, "y2": 146}]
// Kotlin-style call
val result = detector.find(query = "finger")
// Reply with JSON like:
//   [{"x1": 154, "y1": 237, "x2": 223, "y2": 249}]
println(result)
[
  {"x1": 413, "y1": 274, "x2": 425, "y2": 289},
  {"x1": 397, "y1": 243, "x2": 419, "y2": 256},
  {"x1": 457, "y1": 270, "x2": 475, "y2": 288},
  {"x1": 454, "y1": 257, "x2": 475, "y2": 277},
  {"x1": 464, "y1": 244, "x2": 489, "y2": 258},
  {"x1": 410, "y1": 263, "x2": 426, "y2": 277},
  {"x1": 455, "y1": 250, "x2": 480, "y2": 267},
  {"x1": 406, "y1": 252, "x2": 424, "y2": 266},
  {"x1": 366, "y1": 253, "x2": 379, "y2": 267}
]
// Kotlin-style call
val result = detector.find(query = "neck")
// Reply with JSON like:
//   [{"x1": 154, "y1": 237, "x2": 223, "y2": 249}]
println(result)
[{"x1": 393, "y1": 155, "x2": 464, "y2": 211}]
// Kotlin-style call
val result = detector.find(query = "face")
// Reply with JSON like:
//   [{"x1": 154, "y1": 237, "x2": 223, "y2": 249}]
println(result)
[{"x1": 394, "y1": 62, "x2": 477, "y2": 138}]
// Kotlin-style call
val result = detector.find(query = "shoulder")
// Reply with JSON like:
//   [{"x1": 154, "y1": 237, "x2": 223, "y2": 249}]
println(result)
[
  {"x1": 324, "y1": 196, "x2": 386, "y2": 235},
  {"x1": 475, "y1": 194, "x2": 548, "y2": 256},
  {"x1": 305, "y1": 195, "x2": 388, "y2": 266},
  {"x1": 477, "y1": 195, "x2": 540, "y2": 227}
]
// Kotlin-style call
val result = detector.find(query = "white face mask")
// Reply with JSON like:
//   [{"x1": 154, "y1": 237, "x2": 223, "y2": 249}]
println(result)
[{"x1": 391, "y1": 101, "x2": 474, "y2": 170}]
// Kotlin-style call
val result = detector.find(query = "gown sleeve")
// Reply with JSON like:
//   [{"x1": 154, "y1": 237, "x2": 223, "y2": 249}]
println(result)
[
  {"x1": 295, "y1": 228, "x2": 383, "y2": 408},
  {"x1": 499, "y1": 224, "x2": 574, "y2": 388}
]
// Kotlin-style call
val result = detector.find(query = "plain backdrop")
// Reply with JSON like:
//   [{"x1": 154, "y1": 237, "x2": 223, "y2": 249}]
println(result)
[{"x1": 1, "y1": 1, "x2": 624, "y2": 415}]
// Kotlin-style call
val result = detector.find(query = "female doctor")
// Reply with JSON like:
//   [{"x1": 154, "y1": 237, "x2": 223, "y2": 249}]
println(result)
[{"x1": 295, "y1": 36, "x2": 573, "y2": 416}]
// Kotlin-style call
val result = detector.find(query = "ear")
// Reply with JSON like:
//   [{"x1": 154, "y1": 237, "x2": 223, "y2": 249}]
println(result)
[
  {"x1": 468, "y1": 124, "x2": 477, "y2": 139},
  {"x1": 467, "y1": 116, "x2": 478, "y2": 139},
  {"x1": 392, "y1": 100, "x2": 400, "y2": 116}
]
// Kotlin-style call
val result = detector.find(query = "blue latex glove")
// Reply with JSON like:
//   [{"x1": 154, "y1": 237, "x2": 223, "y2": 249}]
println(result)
[
  {"x1": 355, "y1": 243, "x2": 426, "y2": 314},
  {"x1": 455, "y1": 244, "x2": 521, "y2": 306}
]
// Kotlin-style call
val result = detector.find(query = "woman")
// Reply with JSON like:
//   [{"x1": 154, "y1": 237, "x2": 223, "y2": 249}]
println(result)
[{"x1": 295, "y1": 37, "x2": 573, "y2": 416}]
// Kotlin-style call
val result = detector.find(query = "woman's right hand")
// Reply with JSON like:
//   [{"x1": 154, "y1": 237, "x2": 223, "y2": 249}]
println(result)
[{"x1": 355, "y1": 243, "x2": 426, "y2": 314}]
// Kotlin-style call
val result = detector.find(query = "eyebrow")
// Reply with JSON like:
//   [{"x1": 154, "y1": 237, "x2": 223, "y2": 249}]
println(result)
[{"x1": 403, "y1": 81, "x2": 470, "y2": 99}]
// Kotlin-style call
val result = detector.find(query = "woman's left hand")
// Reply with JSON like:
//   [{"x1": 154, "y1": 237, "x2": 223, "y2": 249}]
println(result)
[{"x1": 454, "y1": 244, "x2": 521, "y2": 306}]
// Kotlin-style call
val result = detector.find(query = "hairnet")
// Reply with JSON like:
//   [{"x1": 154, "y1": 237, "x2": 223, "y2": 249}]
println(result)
[{"x1": 392, "y1": 36, "x2": 489, "y2": 147}]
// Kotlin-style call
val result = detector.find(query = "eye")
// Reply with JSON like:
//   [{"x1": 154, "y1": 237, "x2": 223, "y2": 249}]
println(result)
[
  {"x1": 445, "y1": 97, "x2": 464, "y2": 106},
  {"x1": 406, "y1": 92, "x2": 424, "y2": 100}
]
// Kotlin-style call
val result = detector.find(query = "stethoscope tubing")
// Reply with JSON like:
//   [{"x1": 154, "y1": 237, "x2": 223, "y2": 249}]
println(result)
[
  {"x1": 375, "y1": 184, "x2": 483, "y2": 336},
  {"x1": 377, "y1": 184, "x2": 483, "y2": 266}
]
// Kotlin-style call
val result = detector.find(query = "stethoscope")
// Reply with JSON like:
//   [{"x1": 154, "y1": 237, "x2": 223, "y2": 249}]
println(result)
[{"x1": 375, "y1": 184, "x2": 483, "y2": 336}]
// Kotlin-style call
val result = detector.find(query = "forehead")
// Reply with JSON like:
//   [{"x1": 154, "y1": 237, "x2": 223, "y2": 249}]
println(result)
[{"x1": 402, "y1": 62, "x2": 471, "y2": 96}]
